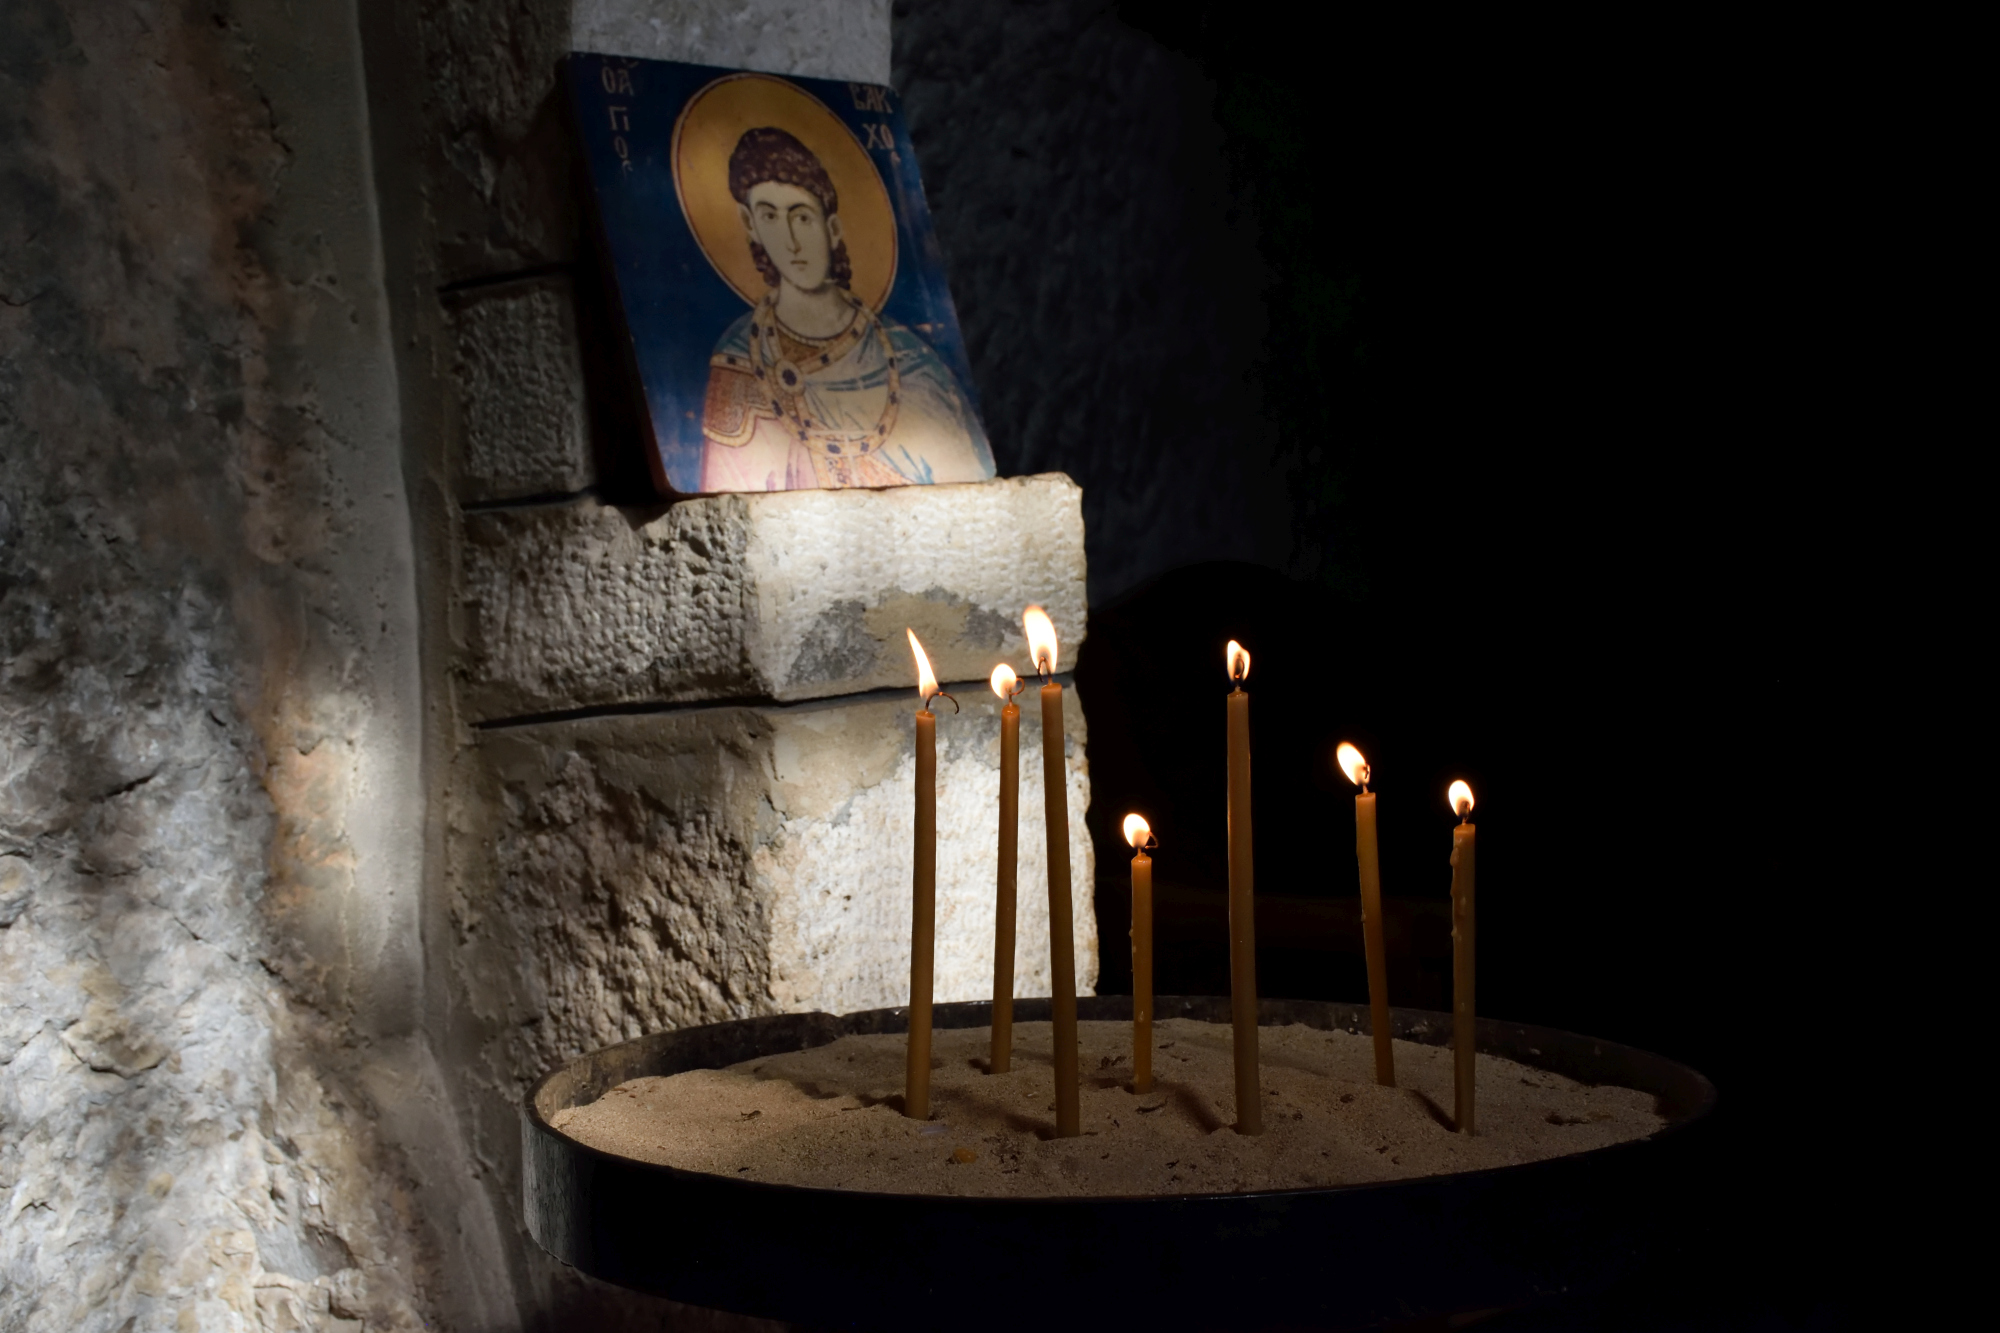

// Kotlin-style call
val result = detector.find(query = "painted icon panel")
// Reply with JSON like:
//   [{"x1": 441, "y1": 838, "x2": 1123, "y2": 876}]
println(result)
[{"x1": 567, "y1": 55, "x2": 995, "y2": 496}]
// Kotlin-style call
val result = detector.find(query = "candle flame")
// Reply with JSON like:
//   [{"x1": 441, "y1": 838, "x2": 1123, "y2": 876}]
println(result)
[
  {"x1": 1122, "y1": 813, "x2": 1154, "y2": 849},
  {"x1": 989, "y1": 664, "x2": 1018, "y2": 699},
  {"x1": 1336, "y1": 742, "x2": 1370, "y2": 787},
  {"x1": 1226, "y1": 640, "x2": 1251, "y2": 682},
  {"x1": 908, "y1": 629, "x2": 939, "y2": 702},
  {"x1": 1023, "y1": 605, "x2": 1059, "y2": 675},
  {"x1": 1448, "y1": 780, "x2": 1475, "y2": 818}
]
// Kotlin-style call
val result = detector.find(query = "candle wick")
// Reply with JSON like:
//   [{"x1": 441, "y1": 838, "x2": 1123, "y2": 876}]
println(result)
[{"x1": 928, "y1": 689, "x2": 960, "y2": 715}]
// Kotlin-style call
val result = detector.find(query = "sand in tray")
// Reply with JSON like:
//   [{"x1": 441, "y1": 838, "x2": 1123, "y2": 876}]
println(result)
[{"x1": 550, "y1": 1018, "x2": 1666, "y2": 1198}]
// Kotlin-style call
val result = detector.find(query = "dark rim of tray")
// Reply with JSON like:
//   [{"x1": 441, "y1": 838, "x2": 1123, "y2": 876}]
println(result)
[{"x1": 525, "y1": 994, "x2": 1717, "y2": 1206}]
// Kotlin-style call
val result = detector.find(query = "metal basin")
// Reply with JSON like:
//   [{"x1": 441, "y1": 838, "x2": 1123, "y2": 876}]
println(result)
[{"x1": 524, "y1": 995, "x2": 1715, "y2": 1331}]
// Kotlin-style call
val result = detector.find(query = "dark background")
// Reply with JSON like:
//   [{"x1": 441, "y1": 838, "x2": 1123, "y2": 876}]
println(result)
[{"x1": 898, "y1": 4, "x2": 1847, "y2": 1328}]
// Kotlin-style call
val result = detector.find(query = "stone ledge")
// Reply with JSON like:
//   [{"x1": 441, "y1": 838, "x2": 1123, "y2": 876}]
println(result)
[
  {"x1": 445, "y1": 686, "x2": 1097, "y2": 1087},
  {"x1": 457, "y1": 473, "x2": 1088, "y2": 721},
  {"x1": 447, "y1": 277, "x2": 592, "y2": 502}
]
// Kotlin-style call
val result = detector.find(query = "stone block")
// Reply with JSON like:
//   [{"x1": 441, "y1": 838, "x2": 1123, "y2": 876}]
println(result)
[
  {"x1": 445, "y1": 685, "x2": 1097, "y2": 1087},
  {"x1": 447, "y1": 278, "x2": 592, "y2": 501},
  {"x1": 457, "y1": 473, "x2": 1088, "y2": 720},
  {"x1": 574, "y1": 0, "x2": 892, "y2": 85}
]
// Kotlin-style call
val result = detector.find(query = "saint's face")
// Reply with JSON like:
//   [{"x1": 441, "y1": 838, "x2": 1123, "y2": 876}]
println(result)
[{"x1": 741, "y1": 180, "x2": 844, "y2": 293}]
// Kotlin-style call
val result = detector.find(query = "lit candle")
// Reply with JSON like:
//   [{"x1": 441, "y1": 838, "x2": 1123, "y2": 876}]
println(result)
[
  {"x1": 904, "y1": 630, "x2": 950, "y2": 1121},
  {"x1": 1225, "y1": 640, "x2": 1262, "y2": 1135},
  {"x1": 1123, "y1": 814, "x2": 1157, "y2": 1094},
  {"x1": 1024, "y1": 606, "x2": 1079, "y2": 1137},
  {"x1": 1447, "y1": 779, "x2": 1477, "y2": 1135},
  {"x1": 989, "y1": 664, "x2": 1024, "y2": 1075},
  {"x1": 1337, "y1": 743, "x2": 1395, "y2": 1087}
]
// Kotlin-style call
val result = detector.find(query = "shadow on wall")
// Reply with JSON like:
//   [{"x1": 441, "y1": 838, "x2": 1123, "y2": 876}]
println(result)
[{"x1": 894, "y1": 0, "x2": 1284, "y2": 605}]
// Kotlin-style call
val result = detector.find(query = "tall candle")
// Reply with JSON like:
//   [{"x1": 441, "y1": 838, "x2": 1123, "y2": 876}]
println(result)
[
  {"x1": 1448, "y1": 779, "x2": 1478, "y2": 1135},
  {"x1": 1123, "y1": 814, "x2": 1156, "y2": 1094},
  {"x1": 1024, "y1": 606, "x2": 1079, "y2": 1137},
  {"x1": 989, "y1": 665, "x2": 1023, "y2": 1075},
  {"x1": 1225, "y1": 640, "x2": 1262, "y2": 1136},
  {"x1": 1337, "y1": 743, "x2": 1395, "y2": 1087},
  {"x1": 905, "y1": 630, "x2": 944, "y2": 1121}
]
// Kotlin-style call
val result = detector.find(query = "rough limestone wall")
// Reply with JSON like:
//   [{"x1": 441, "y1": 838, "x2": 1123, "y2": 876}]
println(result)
[
  {"x1": 450, "y1": 689, "x2": 1095, "y2": 1102},
  {"x1": 362, "y1": 2, "x2": 920, "y2": 1328},
  {"x1": 0, "y1": 2, "x2": 505, "y2": 1330},
  {"x1": 894, "y1": 0, "x2": 1275, "y2": 604},
  {"x1": 455, "y1": 476, "x2": 1088, "y2": 717}
]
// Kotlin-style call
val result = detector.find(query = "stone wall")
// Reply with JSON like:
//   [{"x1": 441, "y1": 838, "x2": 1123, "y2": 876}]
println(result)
[
  {"x1": 4, "y1": 2, "x2": 1104, "y2": 1328},
  {"x1": 1, "y1": 1, "x2": 495, "y2": 1329},
  {"x1": 359, "y1": 0, "x2": 1095, "y2": 1326},
  {"x1": 450, "y1": 689, "x2": 1095, "y2": 1136},
  {"x1": 456, "y1": 477, "x2": 1087, "y2": 717}
]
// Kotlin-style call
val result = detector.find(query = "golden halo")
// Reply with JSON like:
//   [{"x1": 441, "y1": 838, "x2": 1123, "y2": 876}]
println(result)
[{"x1": 672, "y1": 73, "x2": 898, "y2": 312}]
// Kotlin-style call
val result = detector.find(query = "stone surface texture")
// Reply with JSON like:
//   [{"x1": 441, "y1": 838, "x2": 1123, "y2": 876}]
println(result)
[
  {"x1": 355, "y1": 2, "x2": 1092, "y2": 1328},
  {"x1": 448, "y1": 277, "x2": 594, "y2": 501},
  {"x1": 575, "y1": 0, "x2": 892, "y2": 84},
  {"x1": 443, "y1": 688, "x2": 1096, "y2": 1180},
  {"x1": 410, "y1": 0, "x2": 887, "y2": 287},
  {"x1": 1, "y1": 0, "x2": 504, "y2": 1329},
  {"x1": 409, "y1": 0, "x2": 582, "y2": 284},
  {"x1": 0, "y1": 0, "x2": 1113, "y2": 1327},
  {"x1": 458, "y1": 474, "x2": 1088, "y2": 718}
]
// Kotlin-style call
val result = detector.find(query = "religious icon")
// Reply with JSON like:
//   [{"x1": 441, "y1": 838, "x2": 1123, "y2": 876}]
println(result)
[{"x1": 567, "y1": 56, "x2": 995, "y2": 495}]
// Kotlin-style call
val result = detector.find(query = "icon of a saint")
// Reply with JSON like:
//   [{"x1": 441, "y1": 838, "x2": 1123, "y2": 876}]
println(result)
[{"x1": 697, "y1": 126, "x2": 993, "y2": 491}]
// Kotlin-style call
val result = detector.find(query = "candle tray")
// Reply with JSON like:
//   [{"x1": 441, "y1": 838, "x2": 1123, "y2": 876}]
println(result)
[{"x1": 523, "y1": 996, "x2": 1714, "y2": 1331}]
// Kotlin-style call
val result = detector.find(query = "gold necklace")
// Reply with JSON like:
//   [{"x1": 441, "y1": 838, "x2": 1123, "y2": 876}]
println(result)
[{"x1": 749, "y1": 293, "x2": 901, "y2": 458}]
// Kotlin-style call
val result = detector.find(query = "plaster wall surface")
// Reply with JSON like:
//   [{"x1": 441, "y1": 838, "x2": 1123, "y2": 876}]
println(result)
[{"x1": 0, "y1": 0, "x2": 495, "y2": 1328}]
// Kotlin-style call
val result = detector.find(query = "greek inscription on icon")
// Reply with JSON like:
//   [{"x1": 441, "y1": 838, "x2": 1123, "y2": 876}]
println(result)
[{"x1": 849, "y1": 83, "x2": 892, "y2": 113}]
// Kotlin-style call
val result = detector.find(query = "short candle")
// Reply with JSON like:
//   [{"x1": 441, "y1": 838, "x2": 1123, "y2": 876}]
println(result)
[{"x1": 1123, "y1": 814, "x2": 1157, "y2": 1095}]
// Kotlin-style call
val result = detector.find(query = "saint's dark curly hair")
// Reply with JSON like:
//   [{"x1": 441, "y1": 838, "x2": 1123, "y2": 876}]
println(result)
[{"x1": 728, "y1": 126, "x2": 853, "y2": 290}]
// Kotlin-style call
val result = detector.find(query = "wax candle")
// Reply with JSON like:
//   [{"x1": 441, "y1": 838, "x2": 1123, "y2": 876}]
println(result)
[
  {"x1": 989, "y1": 664, "x2": 1023, "y2": 1075},
  {"x1": 1123, "y1": 814, "x2": 1157, "y2": 1094},
  {"x1": 1023, "y1": 606, "x2": 1079, "y2": 1137},
  {"x1": 904, "y1": 630, "x2": 948, "y2": 1121},
  {"x1": 1448, "y1": 779, "x2": 1478, "y2": 1135},
  {"x1": 1225, "y1": 640, "x2": 1262, "y2": 1136},
  {"x1": 1337, "y1": 743, "x2": 1395, "y2": 1087}
]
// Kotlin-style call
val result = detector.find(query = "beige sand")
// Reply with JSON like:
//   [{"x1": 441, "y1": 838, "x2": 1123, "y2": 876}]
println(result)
[{"x1": 550, "y1": 1019, "x2": 1664, "y2": 1198}]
